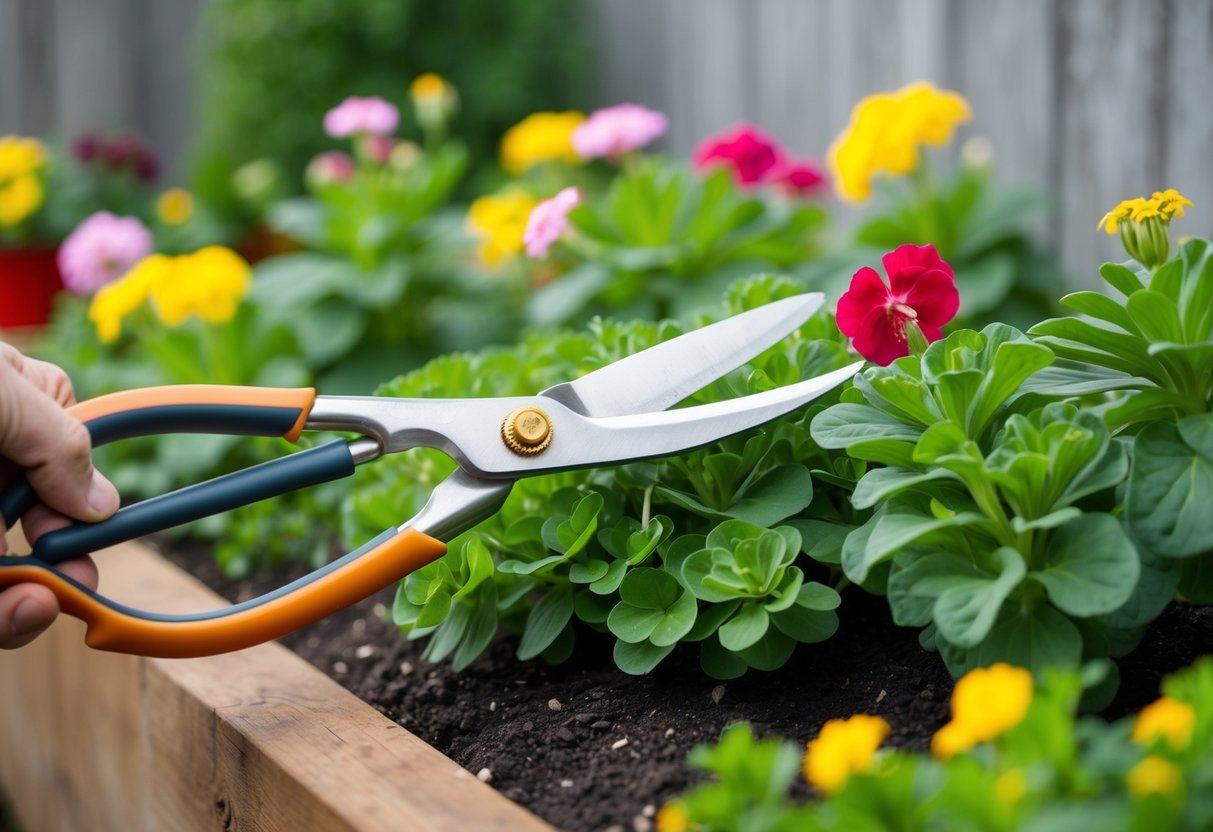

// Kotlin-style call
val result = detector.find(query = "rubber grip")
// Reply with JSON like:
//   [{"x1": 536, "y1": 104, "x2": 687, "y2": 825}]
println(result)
[
  {"x1": 0, "y1": 528, "x2": 447, "y2": 658},
  {"x1": 30, "y1": 440, "x2": 356, "y2": 564},
  {"x1": 0, "y1": 385, "x2": 316, "y2": 529}
]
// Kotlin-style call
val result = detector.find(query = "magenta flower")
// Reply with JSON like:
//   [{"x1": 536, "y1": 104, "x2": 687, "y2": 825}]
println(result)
[
  {"x1": 835, "y1": 244, "x2": 960, "y2": 365},
  {"x1": 306, "y1": 151, "x2": 356, "y2": 188},
  {"x1": 523, "y1": 187, "x2": 582, "y2": 258},
  {"x1": 323, "y1": 96, "x2": 400, "y2": 138},
  {"x1": 693, "y1": 123, "x2": 786, "y2": 186},
  {"x1": 775, "y1": 160, "x2": 827, "y2": 197},
  {"x1": 572, "y1": 104, "x2": 668, "y2": 160},
  {"x1": 57, "y1": 212, "x2": 154, "y2": 295}
]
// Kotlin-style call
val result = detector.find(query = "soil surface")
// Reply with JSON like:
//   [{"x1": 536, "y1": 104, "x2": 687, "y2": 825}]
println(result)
[{"x1": 166, "y1": 542, "x2": 1213, "y2": 832}]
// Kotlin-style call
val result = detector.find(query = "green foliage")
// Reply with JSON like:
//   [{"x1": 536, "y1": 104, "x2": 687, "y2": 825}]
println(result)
[
  {"x1": 1028, "y1": 238, "x2": 1213, "y2": 588},
  {"x1": 342, "y1": 275, "x2": 857, "y2": 677},
  {"x1": 527, "y1": 161, "x2": 828, "y2": 327},
  {"x1": 811, "y1": 325, "x2": 1155, "y2": 679},
  {"x1": 192, "y1": 0, "x2": 590, "y2": 206},
  {"x1": 664, "y1": 660, "x2": 1213, "y2": 832}
]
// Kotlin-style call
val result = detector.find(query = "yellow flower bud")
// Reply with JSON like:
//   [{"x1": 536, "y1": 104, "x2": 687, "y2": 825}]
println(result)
[
  {"x1": 0, "y1": 174, "x2": 44, "y2": 226},
  {"x1": 932, "y1": 664, "x2": 1032, "y2": 759},
  {"x1": 500, "y1": 112, "x2": 585, "y2": 175},
  {"x1": 156, "y1": 188, "x2": 195, "y2": 226}
]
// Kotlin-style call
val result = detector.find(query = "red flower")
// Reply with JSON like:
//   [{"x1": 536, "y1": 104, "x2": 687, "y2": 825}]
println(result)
[
  {"x1": 774, "y1": 160, "x2": 826, "y2": 197},
  {"x1": 835, "y1": 244, "x2": 960, "y2": 365},
  {"x1": 692, "y1": 123, "x2": 786, "y2": 186}
]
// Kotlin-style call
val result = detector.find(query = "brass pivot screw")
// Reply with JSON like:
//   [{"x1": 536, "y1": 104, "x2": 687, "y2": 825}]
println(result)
[{"x1": 502, "y1": 407, "x2": 554, "y2": 455}]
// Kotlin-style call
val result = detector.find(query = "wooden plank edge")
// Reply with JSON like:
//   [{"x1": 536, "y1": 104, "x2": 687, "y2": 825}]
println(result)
[{"x1": 0, "y1": 538, "x2": 553, "y2": 832}]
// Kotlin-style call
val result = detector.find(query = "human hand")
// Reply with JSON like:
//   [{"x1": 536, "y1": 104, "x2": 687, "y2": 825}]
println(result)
[{"x1": 0, "y1": 342, "x2": 120, "y2": 647}]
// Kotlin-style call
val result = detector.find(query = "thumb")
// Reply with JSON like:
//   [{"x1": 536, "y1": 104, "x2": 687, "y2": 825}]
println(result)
[{"x1": 0, "y1": 361, "x2": 119, "y2": 523}]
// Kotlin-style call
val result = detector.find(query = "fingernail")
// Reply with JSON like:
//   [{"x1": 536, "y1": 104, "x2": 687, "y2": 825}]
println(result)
[
  {"x1": 87, "y1": 469, "x2": 119, "y2": 516},
  {"x1": 11, "y1": 598, "x2": 49, "y2": 638}
]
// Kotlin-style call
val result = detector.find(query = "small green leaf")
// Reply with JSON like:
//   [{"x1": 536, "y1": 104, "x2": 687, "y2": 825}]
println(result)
[
  {"x1": 619, "y1": 567, "x2": 681, "y2": 609},
  {"x1": 932, "y1": 547, "x2": 1026, "y2": 648},
  {"x1": 1127, "y1": 415, "x2": 1213, "y2": 558},
  {"x1": 1099, "y1": 261, "x2": 1146, "y2": 296},
  {"x1": 851, "y1": 466, "x2": 954, "y2": 510},
  {"x1": 614, "y1": 639, "x2": 675, "y2": 675},
  {"x1": 685, "y1": 599, "x2": 741, "y2": 641},
  {"x1": 517, "y1": 588, "x2": 574, "y2": 661},
  {"x1": 1030, "y1": 513, "x2": 1140, "y2": 616},
  {"x1": 700, "y1": 635, "x2": 749, "y2": 680},
  {"x1": 718, "y1": 603, "x2": 770, "y2": 651},
  {"x1": 649, "y1": 591, "x2": 698, "y2": 647},
  {"x1": 770, "y1": 605, "x2": 838, "y2": 643},
  {"x1": 796, "y1": 581, "x2": 842, "y2": 611},
  {"x1": 590, "y1": 558, "x2": 628, "y2": 595},
  {"x1": 737, "y1": 629, "x2": 796, "y2": 671},
  {"x1": 569, "y1": 559, "x2": 610, "y2": 584},
  {"x1": 1011, "y1": 507, "x2": 1082, "y2": 533},
  {"x1": 607, "y1": 603, "x2": 666, "y2": 643}
]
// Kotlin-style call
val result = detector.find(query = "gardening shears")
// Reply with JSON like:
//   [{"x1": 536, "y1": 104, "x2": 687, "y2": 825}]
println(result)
[{"x1": 0, "y1": 293, "x2": 860, "y2": 658}]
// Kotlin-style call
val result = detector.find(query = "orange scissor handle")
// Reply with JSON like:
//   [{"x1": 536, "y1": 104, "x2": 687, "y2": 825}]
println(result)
[{"x1": 0, "y1": 528, "x2": 446, "y2": 657}]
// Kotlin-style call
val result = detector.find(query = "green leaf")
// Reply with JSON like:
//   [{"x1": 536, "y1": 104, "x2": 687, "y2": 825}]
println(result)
[
  {"x1": 517, "y1": 588, "x2": 574, "y2": 661},
  {"x1": 770, "y1": 605, "x2": 838, "y2": 643},
  {"x1": 851, "y1": 467, "x2": 954, "y2": 510},
  {"x1": 700, "y1": 635, "x2": 749, "y2": 680},
  {"x1": 796, "y1": 582, "x2": 842, "y2": 611},
  {"x1": 524, "y1": 262, "x2": 612, "y2": 327},
  {"x1": 606, "y1": 603, "x2": 666, "y2": 643},
  {"x1": 569, "y1": 559, "x2": 610, "y2": 584},
  {"x1": 649, "y1": 591, "x2": 698, "y2": 647},
  {"x1": 718, "y1": 603, "x2": 770, "y2": 651},
  {"x1": 975, "y1": 603, "x2": 1083, "y2": 675},
  {"x1": 932, "y1": 547, "x2": 1026, "y2": 648},
  {"x1": 1100, "y1": 546, "x2": 1181, "y2": 630},
  {"x1": 1126, "y1": 289, "x2": 1185, "y2": 344},
  {"x1": 590, "y1": 558, "x2": 628, "y2": 595},
  {"x1": 736, "y1": 629, "x2": 796, "y2": 671},
  {"x1": 724, "y1": 465, "x2": 814, "y2": 526},
  {"x1": 422, "y1": 600, "x2": 471, "y2": 664},
  {"x1": 844, "y1": 506, "x2": 990, "y2": 584},
  {"x1": 1030, "y1": 513, "x2": 1141, "y2": 617},
  {"x1": 1011, "y1": 507, "x2": 1082, "y2": 533},
  {"x1": 1060, "y1": 290, "x2": 1139, "y2": 333},
  {"x1": 810, "y1": 404, "x2": 924, "y2": 449},
  {"x1": 452, "y1": 537, "x2": 494, "y2": 600},
  {"x1": 1015, "y1": 361, "x2": 1152, "y2": 398},
  {"x1": 614, "y1": 639, "x2": 675, "y2": 675},
  {"x1": 786, "y1": 519, "x2": 853, "y2": 566},
  {"x1": 618, "y1": 567, "x2": 681, "y2": 609},
  {"x1": 1127, "y1": 415, "x2": 1213, "y2": 558},
  {"x1": 452, "y1": 584, "x2": 498, "y2": 671},
  {"x1": 1099, "y1": 261, "x2": 1146, "y2": 296},
  {"x1": 573, "y1": 588, "x2": 615, "y2": 624}
]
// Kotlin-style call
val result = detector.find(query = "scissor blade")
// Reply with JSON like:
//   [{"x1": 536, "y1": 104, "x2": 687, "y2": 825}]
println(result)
[{"x1": 540, "y1": 293, "x2": 826, "y2": 418}]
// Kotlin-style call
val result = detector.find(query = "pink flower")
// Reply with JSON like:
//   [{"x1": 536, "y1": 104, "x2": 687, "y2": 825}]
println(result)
[
  {"x1": 323, "y1": 96, "x2": 400, "y2": 138},
  {"x1": 774, "y1": 160, "x2": 827, "y2": 197},
  {"x1": 571, "y1": 104, "x2": 668, "y2": 160},
  {"x1": 362, "y1": 135, "x2": 396, "y2": 165},
  {"x1": 523, "y1": 187, "x2": 582, "y2": 258},
  {"x1": 693, "y1": 123, "x2": 786, "y2": 186},
  {"x1": 306, "y1": 151, "x2": 356, "y2": 187},
  {"x1": 835, "y1": 244, "x2": 960, "y2": 365},
  {"x1": 57, "y1": 212, "x2": 154, "y2": 295}
]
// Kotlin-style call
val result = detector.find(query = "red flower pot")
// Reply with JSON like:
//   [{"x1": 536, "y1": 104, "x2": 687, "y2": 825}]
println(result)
[{"x1": 0, "y1": 248, "x2": 64, "y2": 328}]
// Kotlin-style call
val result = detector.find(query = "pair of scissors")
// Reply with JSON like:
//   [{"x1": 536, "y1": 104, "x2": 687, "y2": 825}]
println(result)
[{"x1": 0, "y1": 293, "x2": 859, "y2": 658}]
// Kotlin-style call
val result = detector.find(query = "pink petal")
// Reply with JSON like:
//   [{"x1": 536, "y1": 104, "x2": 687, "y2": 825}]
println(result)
[
  {"x1": 835, "y1": 266, "x2": 892, "y2": 337},
  {"x1": 902, "y1": 267, "x2": 960, "y2": 327},
  {"x1": 849, "y1": 306, "x2": 910, "y2": 366}
]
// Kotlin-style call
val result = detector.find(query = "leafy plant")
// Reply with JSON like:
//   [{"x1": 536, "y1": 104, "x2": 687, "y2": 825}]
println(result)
[
  {"x1": 528, "y1": 160, "x2": 828, "y2": 326},
  {"x1": 1028, "y1": 238, "x2": 1213, "y2": 595},
  {"x1": 661, "y1": 659, "x2": 1213, "y2": 832},
  {"x1": 342, "y1": 275, "x2": 858, "y2": 678},
  {"x1": 810, "y1": 324, "x2": 1163, "y2": 685}
]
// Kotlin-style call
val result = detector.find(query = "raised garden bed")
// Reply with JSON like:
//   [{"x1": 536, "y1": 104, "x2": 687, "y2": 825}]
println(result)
[
  {"x1": 174, "y1": 541, "x2": 1213, "y2": 831},
  {"x1": 0, "y1": 536, "x2": 551, "y2": 832}
]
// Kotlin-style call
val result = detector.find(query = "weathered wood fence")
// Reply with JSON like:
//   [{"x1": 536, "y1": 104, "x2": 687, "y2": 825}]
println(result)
[{"x1": 2, "y1": 0, "x2": 1211, "y2": 282}]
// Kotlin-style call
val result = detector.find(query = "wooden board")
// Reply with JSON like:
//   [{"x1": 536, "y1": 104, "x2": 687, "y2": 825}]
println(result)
[{"x1": 0, "y1": 538, "x2": 553, "y2": 832}]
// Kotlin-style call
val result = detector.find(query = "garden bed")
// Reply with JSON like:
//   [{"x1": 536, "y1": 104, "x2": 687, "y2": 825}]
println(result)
[
  {"x1": 0, "y1": 536, "x2": 551, "y2": 832},
  {"x1": 172, "y1": 542, "x2": 1213, "y2": 831}
]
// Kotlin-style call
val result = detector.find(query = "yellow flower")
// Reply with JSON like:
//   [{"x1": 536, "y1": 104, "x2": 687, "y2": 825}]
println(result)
[
  {"x1": 1130, "y1": 197, "x2": 1164, "y2": 222},
  {"x1": 995, "y1": 769, "x2": 1027, "y2": 807},
  {"x1": 932, "y1": 664, "x2": 1032, "y2": 759},
  {"x1": 87, "y1": 254, "x2": 168, "y2": 343},
  {"x1": 0, "y1": 174, "x2": 44, "y2": 226},
  {"x1": 1132, "y1": 697, "x2": 1195, "y2": 750},
  {"x1": 410, "y1": 73, "x2": 458, "y2": 128},
  {"x1": 1127, "y1": 755, "x2": 1182, "y2": 799},
  {"x1": 466, "y1": 190, "x2": 537, "y2": 266},
  {"x1": 156, "y1": 188, "x2": 195, "y2": 226},
  {"x1": 410, "y1": 73, "x2": 450, "y2": 103},
  {"x1": 828, "y1": 82, "x2": 970, "y2": 203},
  {"x1": 803, "y1": 713, "x2": 890, "y2": 794},
  {"x1": 1098, "y1": 199, "x2": 1139, "y2": 234},
  {"x1": 655, "y1": 801, "x2": 690, "y2": 832},
  {"x1": 500, "y1": 111, "x2": 585, "y2": 175},
  {"x1": 1153, "y1": 188, "x2": 1194, "y2": 219},
  {"x1": 0, "y1": 135, "x2": 46, "y2": 181},
  {"x1": 149, "y1": 246, "x2": 251, "y2": 327}
]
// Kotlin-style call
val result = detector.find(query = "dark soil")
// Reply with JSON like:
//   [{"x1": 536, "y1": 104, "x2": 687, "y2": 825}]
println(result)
[{"x1": 163, "y1": 541, "x2": 1213, "y2": 832}]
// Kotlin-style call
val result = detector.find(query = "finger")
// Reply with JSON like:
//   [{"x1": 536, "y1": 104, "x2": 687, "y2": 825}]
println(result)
[
  {"x1": 0, "y1": 584, "x2": 60, "y2": 648},
  {"x1": 20, "y1": 355, "x2": 77, "y2": 407},
  {"x1": 20, "y1": 502, "x2": 73, "y2": 545},
  {"x1": 0, "y1": 363, "x2": 119, "y2": 523}
]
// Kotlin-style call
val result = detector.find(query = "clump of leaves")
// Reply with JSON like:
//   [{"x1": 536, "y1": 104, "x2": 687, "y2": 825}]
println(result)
[
  {"x1": 811, "y1": 324, "x2": 1165, "y2": 690},
  {"x1": 342, "y1": 275, "x2": 858, "y2": 677},
  {"x1": 1028, "y1": 237, "x2": 1213, "y2": 598},
  {"x1": 663, "y1": 659, "x2": 1213, "y2": 832}
]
